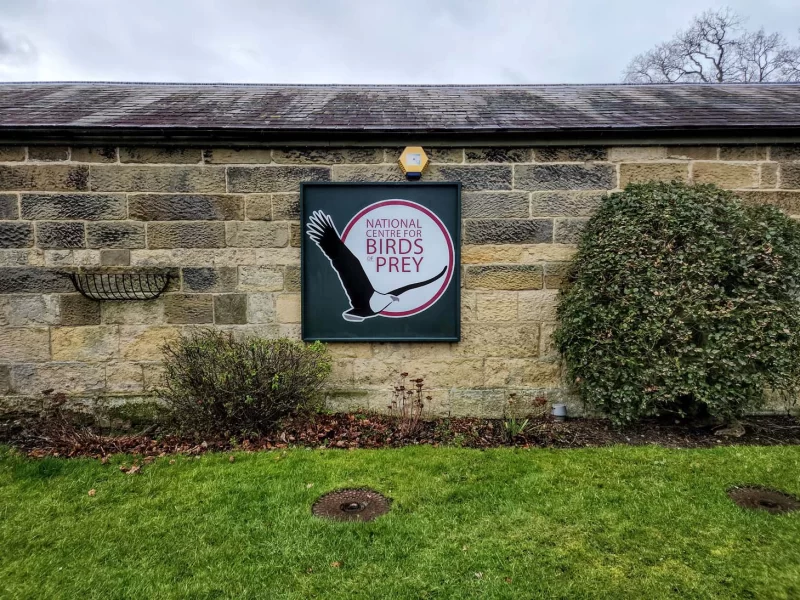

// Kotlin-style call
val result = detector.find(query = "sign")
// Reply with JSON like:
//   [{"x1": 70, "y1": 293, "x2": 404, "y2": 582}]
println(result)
[{"x1": 301, "y1": 182, "x2": 460, "y2": 342}]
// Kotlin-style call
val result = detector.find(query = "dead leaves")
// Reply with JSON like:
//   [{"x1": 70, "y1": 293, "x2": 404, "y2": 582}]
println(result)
[
  {"x1": 119, "y1": 464, "x2": 141, "y2": 475},
  {"x1": 88, "y1": 489, "x2": 96, "y2": 497}
]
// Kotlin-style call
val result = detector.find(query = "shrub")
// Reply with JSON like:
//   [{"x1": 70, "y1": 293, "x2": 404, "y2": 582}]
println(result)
[
  {"x1": 160, "y1": 330, "x2": 331, "y2": 434},
  {"x1": 554, "y1": 182, "x2": 800, "y2": 424}
]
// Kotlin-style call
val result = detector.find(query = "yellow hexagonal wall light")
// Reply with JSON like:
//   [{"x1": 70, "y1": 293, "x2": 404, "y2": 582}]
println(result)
[{"x1": 398, "y1": 146, "x2": 428, "y2": 180}]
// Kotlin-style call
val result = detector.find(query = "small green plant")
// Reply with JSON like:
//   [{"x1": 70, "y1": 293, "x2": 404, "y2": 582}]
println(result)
[
  {"x1": 555, "y1": 182, "x2": 800, "y2": 424},
  {"x1": 388, "y1": 372, "x2": 429, "y2": 437},
  {"x1": 502, "y1": 393, "x2": 534, "y2": 441},
  {"x1": 160, "y1": 330, "x2": 331, "y2": 434}
]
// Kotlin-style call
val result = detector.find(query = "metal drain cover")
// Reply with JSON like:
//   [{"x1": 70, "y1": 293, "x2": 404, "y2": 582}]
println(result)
[
  {"x1": 727, "y1": 486, "x2": 800, "y2": 514},
  {"x1": 312, "y1": 488, "x2": 391, "y2": 522}
]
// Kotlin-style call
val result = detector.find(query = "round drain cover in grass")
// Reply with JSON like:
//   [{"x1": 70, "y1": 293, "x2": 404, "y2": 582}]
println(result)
[
  {"x1": 727, "y1": 486, "x2": 800, "y2": 514},
  {"x1": 312, "y1": 489, "x2": 390, "y2": 522}
]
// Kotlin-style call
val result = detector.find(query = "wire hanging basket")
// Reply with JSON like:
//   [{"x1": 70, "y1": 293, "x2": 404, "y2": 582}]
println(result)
[{"x1": 69, "y1": 270, "x2": 173, "y2": 301}]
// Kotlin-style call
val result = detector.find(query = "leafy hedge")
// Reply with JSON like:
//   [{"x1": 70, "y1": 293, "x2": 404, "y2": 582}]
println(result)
[{"x1": 554, "y1": 182, "x2": 800, "y2": 423}]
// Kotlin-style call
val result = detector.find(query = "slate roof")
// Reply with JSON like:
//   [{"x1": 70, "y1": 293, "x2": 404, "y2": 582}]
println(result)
[{"x1": 0, "y1": 82, "x2": 799, "y2": 137}]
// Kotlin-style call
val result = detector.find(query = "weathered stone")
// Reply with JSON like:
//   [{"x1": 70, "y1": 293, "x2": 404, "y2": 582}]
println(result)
[
  {"x1": 225, "y1": 221, "x2": 289, "y2": 247},
  {"x1": 246, "y1": 294, "x2": 276, "y2": 323},
  {"x1": 272, "y1": 193, "x2": 300, "y2": 220},
  {"x1": 28, "y1": 146, "x2": 69, "y2": 161},
  {"x1": 464, "y1": 219, "x2": 553, "y2": 245},
  {"x1": 533, "y1": 147, "x2": 607, "y2": 162},
  {"x1": 72, "y1": 250, "x2": 102, "y2": 266},
  {"x1": 461, "y1": 244, "x2": 524, "y2": 264},
  {"x1": 146, "y1": 222, "x2": 226, "y2": 249},
  {"x1": 462, "y1": 192, "x2": 529, "y2": 218},
  {"x1": 0, "y1": 194, "x2": 18, "y2": 219},
  {"x1": 456, "y1": 323, "x2": 540, "y2": 358},
  {"x1": 370, "y1": 343, "x2": 451, "y2": 360},
  {"x1": 539, "y1": 322, "x2": 558, "y2": 359},
  {"x1": 692, "y1": 162, "x2": 758, "y2": 188},
  {"x1": 0, "y1": 249, "x2": 43, "y2": 267},
  {"x1": 101, "y1": 300, "x2": 165, "y2": 325},
  {"x1": 105, "y1": 362, "x2": 144, "y2": 393},
  {"x1": 43, "y1": 250, "x2": 74, "y2": 266},
  {"x1": 290, "y1": 223, "x2": 301, "y2": 247},
  {"x1": 522, "y1": 244, "x2": 578, "y2": 262},
  {"x1": 202, "y1": 148, "x2": 272, "y2": 164},
  {"x1": 182, "y1": 267, "x2": 237, "y2": 292},
  {"x1": 142, "y1": 363, "x2": 167, "y2": 392},
  {"x1": 353, "y1": 358, "x2": 485, "y2": 388},
  {"x1": 128, "y1": 247, "x2": 298, "y2": 268},
  {"x1": 51, "y1": 326, "x2": 119, "y2": 361},
  {"x1": 86, "y1": 222, "x2": 145, "y2": 249},
  {"x1": 0, "y1": 328, "x2": 50, "y2": 362},
  {"x1": 284, "y1": 265, "x2": 301, "y2": 291},
  {"x1": 276, "y1": 293, "x2": 301, "y2": 323},
  {"x1": 737, "y1": 191, "x2": 800, "y2": 216},
  {"x1": 770, "y1": 146, "x2": 800, "y2": 161},
  {"x1": 0, "y1": 165, "x2": 89, "y2": 191},
  {"x1": 619, "y1": 163, "x2": 688, "y2": 186},
  {"x1": 465, "y1": 265, "x2": 542, "y2": 290},
  {"x1": 71, "y1": 146, "x2": 117, "y2": 163},
  {"x1": 273, "y1": 148, "x2": 383, "y2": 164},
  {"x1": 163, "y1": 294, "x2": 213, "y2": 324},
  {"x1": 426, "y1": 165, "x2": 512, "y2": 191},
  {"x1": 36, "y1": 222, "x2": 85, "y2": 249},
  {"x1": 609, "y1": 147, "x2": 666, "y2": 162},
  {"x1": 426, "y1": 148, "x2": 464, "y2": 163},
  {"x1": 332, "y1": 165, "x2": 405, "y2": 183},
  {"x1": 484, "y1": 359, "x2": 561, "y2": 387},
  {"x1": 214, "y1": 294, "x2": 247, "y2": 324},
  {"x1": 227, "y1": 166, "x2": 330, "y2": 193},
  {"x1": 544, "y1": 262, "x2": 570, "y2": 288},
  {"x1": 11, "y1": 363, "x2": 106, "y2": 395},
  {"x1": 55, "y1": 294, "x2": 98, "y2": 327},
  {"x1": 447, "y1": 389, "x2": 506, "y2": 418},
  {"x1": 0, "y1": 267, "x2": 72, "y2": 293},
  {"x1": 0, "y1": 294, "x2": 59, "y2": 326},
  {"x1": 0, "y1": 222, "x2": 33, "y2": 248},
  {"x1": 119, "y1": 147, "x2": 202, "y2": 164},
  {"x1": 465, "y1": 147, "x2": 531, "y2": 163},
  {"x1": 666, "y1": 146, "x2": 718, "y2": 160},
  {"x1": 0, "y1": 365, "x2": 11, "y2": 394},
  {"x1": 553, "y1": 218, "x2": 588, "y2": 244},
  {"x1": 761, "y1": 163, "x2": 779, "y2": 188},
  {"x1": 119, "y1": 326, "x2": 182, "y2": 361},
  {"x1": 21, "y1": 193, "x2": 127, "y2": 220},
  {"x1": 461, "y1": 291, "x2": 477, "y2": 322},
  {"x1": 476, "y1": 292, "x2": 518, "y2": 321},
  {"x1": 245, "y1": 194, "x2": 272, "y2": 220},
  {"x1": 514, "y1": 164, "x2": 615, "y2": 191},
  {"x1": 530, "y1": 191, "x2": 605, "y2": 217},
  {"x1": 100, "y1": 249, "x2": 131, "y2": 266},
  {"x1": 129, "y1": 194, "x2": 243, "y2": 220},
  {"x1": 0, "y1": 146, "x2": 25, "y2": 161},
  {"x1": 720, "y1": 146, "x2": 767, "y2": 161},
  {"x1": 90, "y1": 166, "x2": 225, "y2": 193},
  {"x1": 779, "y1": 164, "x2": 800, "y2": 189},
  {"x1": 518, "y1": 290, "x2": 560, "y2": 321}
]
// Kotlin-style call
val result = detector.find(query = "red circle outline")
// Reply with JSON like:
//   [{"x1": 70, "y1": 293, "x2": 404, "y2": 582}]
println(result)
[{"x1": 341, "y1": 199, "x2": 455, "y2": 317}]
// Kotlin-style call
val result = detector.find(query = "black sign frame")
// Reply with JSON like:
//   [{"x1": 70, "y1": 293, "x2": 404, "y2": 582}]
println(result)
[{"x1": 300, "y1": 182, "x2": 461, "y2": 343}]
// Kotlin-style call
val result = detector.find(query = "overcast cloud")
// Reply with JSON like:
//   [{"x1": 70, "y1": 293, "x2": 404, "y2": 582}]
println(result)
[{"x1": 0, "y1": 0, "x2": 797, "y2": 84}]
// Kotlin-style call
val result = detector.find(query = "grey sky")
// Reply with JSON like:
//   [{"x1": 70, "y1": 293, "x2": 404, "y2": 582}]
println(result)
[{"x1": 0, "y1": 0, "x2": 798, "y2": 84}]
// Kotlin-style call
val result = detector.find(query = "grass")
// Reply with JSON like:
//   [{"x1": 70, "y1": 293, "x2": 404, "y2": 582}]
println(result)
[{"x1": 1, "y1": 445, "x2": 799, "y2": 599}]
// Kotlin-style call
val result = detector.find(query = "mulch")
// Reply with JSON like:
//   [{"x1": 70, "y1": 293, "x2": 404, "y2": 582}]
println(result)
[{"x1": 1, "y1": 412, "x2": 799, "y2": 460}]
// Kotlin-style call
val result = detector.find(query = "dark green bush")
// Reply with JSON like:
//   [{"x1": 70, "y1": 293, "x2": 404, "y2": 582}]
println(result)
[
  {"x1": 161, "y1": 330, "x2": 331, "y2": 434},
  {"x1": 554, "y1": 182, "x2": 800, "y2": 424}
]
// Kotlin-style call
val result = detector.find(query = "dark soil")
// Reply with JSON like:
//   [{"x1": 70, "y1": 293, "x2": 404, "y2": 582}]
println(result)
[
  {"x1": 1, "y1": 411, "x2": 799, "y2": 459},
  {"x1": 727, "y1": 486, "x2": 800, "y2": 513}
]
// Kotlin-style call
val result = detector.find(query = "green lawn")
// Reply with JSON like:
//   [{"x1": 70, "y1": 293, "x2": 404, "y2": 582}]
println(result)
[{"x1": 1, "y1": 445, "x2": 799, "y2": 600}]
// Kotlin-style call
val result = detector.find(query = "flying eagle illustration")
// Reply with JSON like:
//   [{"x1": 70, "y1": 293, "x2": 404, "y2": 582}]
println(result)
[{"x1": 306, "y1": 210, "x2": 447, "y2": 322}]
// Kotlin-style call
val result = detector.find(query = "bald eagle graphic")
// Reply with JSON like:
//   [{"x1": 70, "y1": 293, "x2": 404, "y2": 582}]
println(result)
[{"x1": 306, "y1": 210, "x2": 447, "y2": 322}]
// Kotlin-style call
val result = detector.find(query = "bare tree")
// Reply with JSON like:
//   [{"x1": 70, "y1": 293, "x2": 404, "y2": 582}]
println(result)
[{"x1": 623, "y1": 8, "x2": 800, "y2": 83}]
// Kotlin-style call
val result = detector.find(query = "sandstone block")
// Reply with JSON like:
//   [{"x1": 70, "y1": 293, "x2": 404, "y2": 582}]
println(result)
[
  {"x1": 57, "y1": 295, "x2": 98, "y2": 328},
  {"x1": 142, "y1": 362, "x2": 167, "y2": 392},
  {"x1": 553, "y1": 218, "x2": 588, "y2": 244},
  {"x1": 0, "y1": 222, "x2": 33, "y2": 248},
  {"x1": 456, "y1": 322, "x2": 540, "y2": 358},
  {"x1": 544, "y1": 262, "x2": 570, "y2": 288},
  {"x1": 476, "y1": 292, "x2": 518, "y2": 321},
  {"x1": 533, "y1": 147, "x2": 607, "y2": 162},
  {"x1": 461, "y1": 244, "x2": 524, "y2": 264},
  {"x1": 332, "y1": 165, "x2": 405, "y2": 183},
  {"x1": 0, "y1": 165, "x2": 89, "y2": 191},
  {"x1": 465, "y1": 147, "x2": 531, "y2": 163},
  {"x1": 426, "y1": 165, "x2": 512, "y2": 191},
  {"x1": 692, "y1": 162, "x2": 758, "y2": 188},
  {"x1": 448, "y1": 389, "x2": 506, "y2": 418},
  {"x1": 0, "y1": 267, "x2": 72, "y2": 293},
  {"x1": 465, "y1": 265, "x2": 542, "y2": 290},
  {"x1": 326, "y1": 343, "x2": 372, "y2": 359},
  {"x1": 770, "y1": 146, "x2": 800, "y2": 161},
  {"x1": 284, "y1": 265, "x2": 301, "y2": 291},
  {"x1": 518, "y1": 290, "x2": 560, "y2": 321},
  {"x1": 0, "y1": 146, "x2": 25, "y2": 161},
  {"x1": 0, "y1": 294, "x2": 59, "y2": 326},
  {"x1": 0, "y1": 327, "x2": 50, "y2": 362},
  {"x1": 461, "y1": 291, "x2": 477, "y2": 322},
  {"x1": 720, "y1": 146, "x2": 767, "y2": 161},
  {"x1": 370, "y1": 342, "x2": 451, "y2": 360},
  {"x1": 129, "y1": 194, "x2": 243, "y2": 221},
  {"x1": 609, "y1": 147, "x2": 666, "y2": 162},
  {"x1": 619, "y1": 163, "x2": 688, "y2": 187},
  {"x1": 90, "y1": 166, "x2": 225, "y2": 193},
  {"x1": 100, "y1": 249, "x2": 131, "y2": 266},
  {"x1": 225, "y1": 221, "x2": 289, "y2": 247},
  {"x1": 276, "y1": 293, "x2": 301, "y2": 323},
  {"x1": 244, "y1": 294, "x2": 275, "y2": 324},
  {"x1": 51, "y1": 326, "x2": 119, "y2": 361},
  {"x1": 484, "y1": 359, "x2": 561, "y2": 387},
  {"x1": 462, "y1": 192, "x2": 529, "y2": 218},
  {"x1": 522, "y1": 244, "x2": 577, "y2": 262},
  {"x1": 273, "y1": 148, "x2": 383, "y2": 164},
  {"x1": 666, "y1": 146, "x2": 718, "y2": 160},
  {"x1": 43, "y1": 250, "x2": 74, "y2": 266},
  {"x1": 0, "y1": 249, "x2": 45, "y2": 267},
  {"x1": 227, "y1": 166, "x2": 330, "y2": 193},
  {"x1": 737, "y1": 191, "x2": 800, "y2": 216},
  {"x1": 779, "y1": 164, "x2": 800, "y2": 189},
  {"x1": 290, "y1": 223, "x2": 301, "y2": 247},
  {"x1": 120, "y1": 147, "x2": 202, "y2": 164},
  {"x1": 353, "y1": 357, "x2": 485, "y2": 388},
  {"x1": 514, "y1": 164, "x2": 615, "y2": 191},
  {"x1": 0, "y1": 194, "x2": 18, "y2": 219},
  {"x1": 36, "y1": 222, "x2": 85, "y2": 249},
  {"x1": 70, "y1": 146, "x2": 117, "y2": 163},
  {"x1": 0, "y1": 365, "x2": 10, "y2": 394},
  {"x1": 21, "y1": 193, "x2": 127, "y2": 220},
  {"x1": 105, "y1": 362, "x2": 144, "y2": 393},
  {"x1": 424, "y1": 148, "x2": 464, "y2": 163},
  {"x1": 101, "y1": 300, "x2": 165, "y2": 325},
  {"x1": 146, "y1": 222, "x2": 226, "y2": 249},
  {"x1": 119, "y1": 326, "x2": 182, "y2": 361},
  {"x1": 539, "y1": 322, "x2": 558, "y2": 359},
  {"x1": 530, "y1": 191, "x2": 605, "y2": 217},
  {"x1": 164, "y1": 294, "x2": 213, "y2": 324},
  {"x1": 182, "y1": 267, "x2": 237, "y2": 292},
  {"x1": 212, "y1": 294, "x2": 246, "y2": 324},
  {"x1": 245, "y1": 194, "x2": 272, "y2": 220},
  {"x1": 29, "y1": 146, "x2": 69, "y2": 161},
  {"x1": 271, "y1": 193, "x2": 301, "y2": 220},
  {"x1": 464, "y1": 219, "x2": 553, "y2": 245},
  {"x1": 11, "y1": 363, "x2": 106, "y2": 395},
  {"x1": 202, "y1": 148, "x2": 272, "y2": 164},
  {"x1": 86, "y1": 222, "x2": 146, "y2": 249},
  {"x1": 761, "y1": 163, "x2": 778, "y2": 188}
]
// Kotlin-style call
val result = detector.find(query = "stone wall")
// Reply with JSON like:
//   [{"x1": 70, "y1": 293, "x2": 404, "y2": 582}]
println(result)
[{"x1": 0, "y1": 143, "x2": 798, "y2": 418}]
